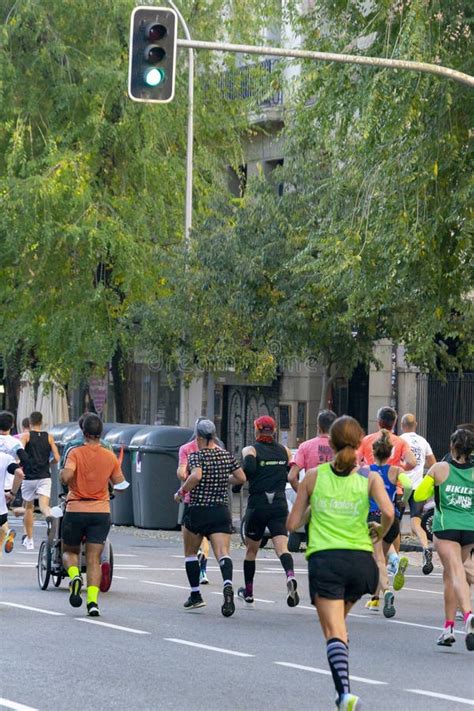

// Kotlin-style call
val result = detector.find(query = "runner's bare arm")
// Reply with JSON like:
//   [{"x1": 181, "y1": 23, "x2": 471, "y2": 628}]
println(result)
[
  {"x1": 287, "y1": 468, "x2": 316, "y2": 531},
  {"x1": 229, "y1": 466, "x2": 246, "y2": 486},
  {"x1": 288, "y1": 464, "x2": 301, "y2": 492},
  {"x1": 368, "y1": 471, "x2": 394, "y2": 540}
]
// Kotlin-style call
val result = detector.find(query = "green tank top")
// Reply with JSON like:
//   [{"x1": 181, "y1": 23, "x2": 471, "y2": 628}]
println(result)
[
  {"x1": 306, "y1": 462, "x2": 373, "y2": 558},
  {"x1": 433, "y1": 462, "x2": 474, "y2": 533}
]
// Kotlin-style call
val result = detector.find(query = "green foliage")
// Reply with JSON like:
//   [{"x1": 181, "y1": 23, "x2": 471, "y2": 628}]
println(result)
[
  {"x1": 174, "y1": 0, "x2": 473, "y2": 385},
  {"x1": 0, "y1": 0, "x2": 278, "y2": 382}
]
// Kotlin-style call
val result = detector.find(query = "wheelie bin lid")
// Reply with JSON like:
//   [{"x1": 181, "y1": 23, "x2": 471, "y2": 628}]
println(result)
[
  {"x1": 104, "y1": 424, "x2": 150, "y2": 450},
  {"x1": 48, "y1": 422, "x2": 75, "y2": 443},
  {"x1": 128, "y1": 426, "x2": 194, "y2": 452}
]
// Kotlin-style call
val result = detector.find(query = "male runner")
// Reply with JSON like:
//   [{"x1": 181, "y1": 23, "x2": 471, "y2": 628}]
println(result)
[
  {"x1": 238, "y1": 416, "x2": 299, "y2": 607},
  {"x1": 61, "y1": 414, "x2": 125, "y2": 617},
  {"x1": 288, "y1": 409, "x2": 336, "y2": 492},
  {"x1": 0, "y1": 411, "x2": 30, "y2": 543},
  {"x1": 20, "y1": 411, "x2": 60, "y2": 550},
  {"x1": 400, "y1": 413, "x2": 436, "y2": 574},
  {"x1": 0, "y1": 453, "x2": 24, "y2": 555}
]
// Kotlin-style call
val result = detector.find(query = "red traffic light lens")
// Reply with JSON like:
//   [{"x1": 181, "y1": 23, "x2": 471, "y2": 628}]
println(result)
[
  {"x1": 146, "y1": 23, "x2": 167, "y2": 42},
  {"x1": 145, "y1": 46, "x2": 166, "y2": 64}
]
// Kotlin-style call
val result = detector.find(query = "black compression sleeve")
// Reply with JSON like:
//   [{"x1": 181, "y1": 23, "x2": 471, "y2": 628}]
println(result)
[
  {"x1": 7, "y1": 462, "x2": 19, "y2": 474},
  {"x1": 242, "y1": 455, "x2": 257, "y2": 478}
]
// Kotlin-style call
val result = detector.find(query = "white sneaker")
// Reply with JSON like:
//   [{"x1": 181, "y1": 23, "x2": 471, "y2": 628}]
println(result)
[{"x1": 25, "y1": 537, "x2": 34, "y2": 551}]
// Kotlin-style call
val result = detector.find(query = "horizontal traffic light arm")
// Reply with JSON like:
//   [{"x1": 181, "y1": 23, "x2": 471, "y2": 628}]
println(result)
[{"x1": 176, "y1": 38, "x2": 474, "y2": 89}]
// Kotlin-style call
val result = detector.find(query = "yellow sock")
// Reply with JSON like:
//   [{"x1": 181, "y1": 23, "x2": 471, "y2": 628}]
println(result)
[
  {"x1": 87, "y1": 585, "x2": 99, "y2": 605},
  {"x1": 68, "y1": 566, "x2": 80, "y2": 580}
]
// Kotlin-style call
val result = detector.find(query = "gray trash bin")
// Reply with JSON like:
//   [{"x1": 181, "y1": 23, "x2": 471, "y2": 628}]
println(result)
[
  {"x1": 104, "y1": 424, "x2": 147, "y2": 526},
  {"x1": 129, "y1": 426, "x2": 193, "y2": 530},
  {"x1": 48, "y1": 422, "x2": 82, "y2": 505}
]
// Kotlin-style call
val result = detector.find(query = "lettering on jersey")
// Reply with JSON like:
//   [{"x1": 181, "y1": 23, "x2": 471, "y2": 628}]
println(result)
[
  {"x1": 315, "y1": 497, "x2": 361, "y2": 515},
  {"x1": 259, "y1": 460, "x2": 287, "y2": 467},
  {"x1": 445, "y1": 484, "x2": 474, "y2": 495},
  {"x1": 446, "y1": 493, "x2": 472, "y2": 510}
]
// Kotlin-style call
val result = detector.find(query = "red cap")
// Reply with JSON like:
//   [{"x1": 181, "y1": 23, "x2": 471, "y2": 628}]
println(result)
[{"x1": 254, "y1": 415, "x2": 277, "y2": 432}]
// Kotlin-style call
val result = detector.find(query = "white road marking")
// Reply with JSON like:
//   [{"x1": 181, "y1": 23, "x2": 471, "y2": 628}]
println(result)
[
  {"x1": 165, "y1": 638, "x2": 254, "y2": 657},
  {"x1": 142, "y1": 580, "x2": 189, "y2": 590},
  {"x1": 113, "y1": 576, "x2": 128, "y2": 580},
  {"x1": 0, "y1": 565, "x2": 35, "y2": 569},
  {"x1": 403, "y1": 587, "x2": 443, "y2": 595},
  {"x1": 112, "y1": 554, "x2": 137, "y2": 558},
  {"x1": 213, "y1": 592, "x2": 275, "y2": 604},
  {"x1": 274, "y1": 662, "x2": 387, "y2": 685},
  {"x1": 76, "y1": 619, "x2": 150, "y2": 635},
  {"x1": 0, "y1": 698, "x2": 38, "y2": 711},
  {"x1": 0, "y1": 602, "x2": 65, "y2": 616},
  {"x1": 387, "y1": 619, "x2": 465, "y2": 635},
  {"x1": 406, "y1": 689, "x2": 474, "y2": 706}
]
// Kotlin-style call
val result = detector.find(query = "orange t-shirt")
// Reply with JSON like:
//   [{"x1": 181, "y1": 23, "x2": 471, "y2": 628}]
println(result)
[
  {"x1": 358, "y1": 431, "x2": 412, "y2": 468},
  {"x1": 65, "y1": 444, "x2": 122, "y2": 513}
]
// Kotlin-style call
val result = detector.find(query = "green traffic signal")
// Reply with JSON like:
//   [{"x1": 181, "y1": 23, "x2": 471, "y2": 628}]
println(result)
[{"x1": 144, "y1": 67, "x2": 166, "y2": 87}]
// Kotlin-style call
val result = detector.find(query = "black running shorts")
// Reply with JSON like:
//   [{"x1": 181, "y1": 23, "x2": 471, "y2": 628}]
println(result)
[
  {"x1": 62, "y1": 512, "x2": 111, "y2": 546},
  {"x1": 308, "y1": 549, "x2": 379, "y2": 603},
  {"x1": 0, "y1": 512, "x2": 7, "y2": 527},
  {"x1": 367, "y1": 512, "x2": 400, "y2": 545},
  {"x1": 183, "y1": 505, "x2": 233, "y2": 537},
  {"x1": 434, "y1": 529, "x2": 474, "y2": 546},
  {"x1": 244, "y1": 501, "x2": 288, "y2": 541},
  {"x1": 407, "y1": 492, "x2": 424, "y2": 519}
]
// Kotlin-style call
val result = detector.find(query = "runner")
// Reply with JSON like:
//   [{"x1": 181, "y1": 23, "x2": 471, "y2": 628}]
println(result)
[
  {"x1": 400, "y1": 413, "x2": 437, "y2": 574},
  {"x1": 174, "y1": 419, "x2": 245, "y2": 615},
  {"x1": 0, "y1": 410, "x2": 30, "y2": 542},
  {"x1": 358, "y1": 406, "x2": 416, "y2": 575},
  {"x1": 238, "y1": 416, "x2": 299, "y2": 608},
  {"x1": 0, "y1": 453, "x2": 24, "y2": 555},
  {"x1": 288, "y1": 409, "x2": 337, "y2": 492},
  {"x1": 60, "y1": 414, "x2": 126, "y2": 617},
  {"x1": 20, "y1": 411, "x2": 60, "y2": 550},
  {"x1": 414, "y1": 427, "x2": 474, "y2": 651},
  {"x1": 287, "y1": 415, "x2": 394, "y2": 711},
  {"x1": 365, "y1": 429, "x2": 413, "y2": 617},
  {"x1": 177, "y1": 418, "x2": 214, "y2": 584}
]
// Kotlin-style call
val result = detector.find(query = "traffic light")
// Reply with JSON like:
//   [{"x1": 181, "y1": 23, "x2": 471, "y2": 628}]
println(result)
[{"x1": 128, "y1": 6, "x2": 178, "y2": 104}]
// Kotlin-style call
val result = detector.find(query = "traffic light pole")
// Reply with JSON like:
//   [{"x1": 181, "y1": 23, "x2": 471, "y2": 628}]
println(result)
[
  {"x1": 176, "y1": 38, "x2": 474, "y2": 89},
  {"x1": 168, "y1": 2, "x2": 194, "y2": 248}
]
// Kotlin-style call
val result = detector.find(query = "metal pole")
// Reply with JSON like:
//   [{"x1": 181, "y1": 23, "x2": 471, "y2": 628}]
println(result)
[
  {"x1": 168, "y1": 2, "x2": 194, "y2": 247},
  {"x1": 177, "y1": 38, "x2": 474, "y2": 89}
]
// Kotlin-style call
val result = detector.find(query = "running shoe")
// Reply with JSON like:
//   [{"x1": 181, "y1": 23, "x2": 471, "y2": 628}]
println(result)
[
  {"x1": 200, "y1": 570, "x2": 209, "y2": 585},
  {"x1": 21, "y1": 534, "x2": 27, "y2": 546},
  {"x1": 365, "y1": 597, "x2": 379, "y2": 612},
  {"x1": 3, "y1": 529, "x2": 16, "y2": 554},
  {"x1": 386, "y1": 552, "x2": 399, "y2": 575},
  {"x1": 436, "y1": 628, "x2": 456, "y2": 647},
  {"x1": 383, "y1": 590, "x2": 396, "y2": 618},
  {"x1": 87, "y1": 602, "x2": 100, "y2": 617},
  {"x1": 221, "y1": 584, "x2": 235, "y2": 617},
  {"x1": 24, "y1": 537, "x2": 34, "y2": 551},
  {"x1": 237, "y1": 587, "x2": 255, "y2": 606},
  {"x1": 393, "y1": 556, "x2": 409, "y2": 591},
  {"x1": 422, "y1": 548, "x2": 434, "y2": 575},
  {"x1": 464, "y1": 613, "x2": 474, "y2": 651},
  {"x1": 183, "y1": 593, "x2": 206, "y2": 610},
  {"x1": 286, "y1": 577, "x2": 300, "y2": 608},
  {"x1": 337, "y1": 693, "x2": 361, "y2": 710},
  {"x1": 69, "y1": 575, "x2": 83, "y2": 608}
]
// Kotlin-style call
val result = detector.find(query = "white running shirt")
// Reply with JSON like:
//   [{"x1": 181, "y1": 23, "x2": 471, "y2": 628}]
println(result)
[
  {"x1": 400, "y1": 432, "x2": 434, "y2": 487},
  {"x1": 0, "y1": 452, "x2": 15, "y2": 516}
]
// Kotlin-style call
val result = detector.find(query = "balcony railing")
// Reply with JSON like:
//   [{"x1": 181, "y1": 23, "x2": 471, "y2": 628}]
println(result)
[{"x1": 217, "y1": 58, "x2": 283, "y2": 107}]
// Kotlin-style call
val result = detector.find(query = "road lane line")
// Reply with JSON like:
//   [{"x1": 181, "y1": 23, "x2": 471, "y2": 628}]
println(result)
[
  {"x1": 113, "y1": 554, "x2": 137, "y2": 557},
  {"x1": 0, "y1": 602, "x2": 65, "y2": 616},
  {"x1": 142, "y1": 580, "x2": 189, "y2": 590},
  {"x1": 164, "y1": 638, "x2": 255, "y2": 657},
  {"x1": 213, "y1": 592, "x2": 275, "y2": 604},
  {"x1": 76, "y1": 619, "x2": 150, "y2": 635},
  {"x1": 387, "y1": 619, "x2": 465, "y2": 635},
  {"x1": 113, "y1": 576, "x2": 128, "y2": 580},
  {"x1": 403, "y1": 587, "x2": 443, "y2": 595},
  {"x1": 0, "y1": 565, "x2": 36, "y2": 569},
  {"x1": 0, "y1": 698, "x2": 39, "y2": 711},
  {"x1": 274, "y1": 662, "x2": 387, "y2": 685},
  {"x1": 406, "y1": 690, "x2": 474, "y2": 706}
]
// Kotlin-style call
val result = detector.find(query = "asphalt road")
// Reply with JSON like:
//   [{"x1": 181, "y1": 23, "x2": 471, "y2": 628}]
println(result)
[{"x1": 1, "y1": 518, "x2": 473, "y2": 711}]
